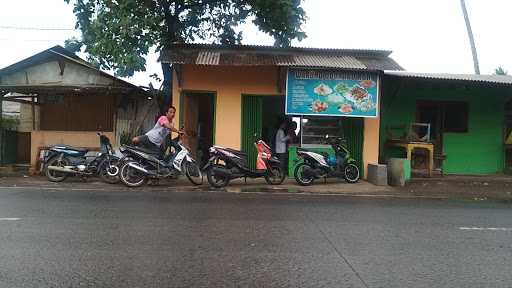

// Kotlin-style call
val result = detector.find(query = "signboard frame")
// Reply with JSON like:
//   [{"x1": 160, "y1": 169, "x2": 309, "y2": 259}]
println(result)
[{"x1": 285, "y1": 68, "x2": 380, "y2": 118}]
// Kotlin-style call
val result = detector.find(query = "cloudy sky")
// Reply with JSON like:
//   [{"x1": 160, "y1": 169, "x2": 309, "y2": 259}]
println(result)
[{"x1": 1, "y1": 0, "x2": 511, "y2": 87}]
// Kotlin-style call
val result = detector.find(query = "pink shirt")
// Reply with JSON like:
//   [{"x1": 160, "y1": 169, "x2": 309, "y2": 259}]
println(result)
[{"x1": 145, "y1": 116, "x2": 173, "y2": 147}]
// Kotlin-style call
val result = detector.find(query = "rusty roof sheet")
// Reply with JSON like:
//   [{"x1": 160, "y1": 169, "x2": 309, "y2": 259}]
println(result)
[
  {"x1": 385, "y1": 71, "x2": 512, "y2": 85},
  {"x1": 160, "y1": 43, "x2": 403, "y2": 71}
]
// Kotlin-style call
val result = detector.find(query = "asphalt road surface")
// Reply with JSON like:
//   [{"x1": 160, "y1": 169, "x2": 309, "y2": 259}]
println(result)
[{"x1": 0, "y1": 186, "x2": 511, "y2": 287}]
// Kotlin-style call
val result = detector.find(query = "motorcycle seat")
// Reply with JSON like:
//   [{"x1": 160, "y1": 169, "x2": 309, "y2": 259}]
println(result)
[
  {"x1": 52, "y1": 145, "x2": 89, "y2": 153},
  {"x1": 126, "y1": 146, "x2": 162, "y2": 159},
  {"x1": 124, "y1": 145, "x2": 162, "y2": 156},
  {"x1": 223, "y1": 147, "x2": 248, "y2": 158}
]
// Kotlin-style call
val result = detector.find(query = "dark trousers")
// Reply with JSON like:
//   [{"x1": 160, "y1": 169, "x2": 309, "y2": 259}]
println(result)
[{"x1": 276, "y1": 152, "x2": 288, "y2": 175}]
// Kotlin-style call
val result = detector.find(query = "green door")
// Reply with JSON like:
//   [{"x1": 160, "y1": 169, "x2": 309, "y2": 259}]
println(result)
[
  {"x1": 241, "y1": 95, "x2": 263, "y2": 170},
  {"x1": 342, "y1": 117, "x2": 364, "y2": 177}
]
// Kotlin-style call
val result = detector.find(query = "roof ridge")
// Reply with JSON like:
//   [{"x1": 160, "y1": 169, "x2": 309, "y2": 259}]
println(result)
[{"x1": 169, "y1": 43, "x2": 392, "y2": 57}]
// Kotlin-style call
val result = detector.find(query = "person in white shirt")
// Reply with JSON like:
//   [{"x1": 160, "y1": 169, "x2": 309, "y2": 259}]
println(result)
[{"x1": 275, "y1": 120, "x2": 290, "y2": 174}]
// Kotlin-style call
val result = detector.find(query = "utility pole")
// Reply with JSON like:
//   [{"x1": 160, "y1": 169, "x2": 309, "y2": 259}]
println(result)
[{"x1": 460, "y1": 0, "x2": 480, "y2": 74}]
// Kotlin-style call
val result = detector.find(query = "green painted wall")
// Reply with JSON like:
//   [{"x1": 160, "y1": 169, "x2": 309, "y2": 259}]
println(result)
[{"x1": 380, "y1": 79, "x2": 508, "y2": 175}]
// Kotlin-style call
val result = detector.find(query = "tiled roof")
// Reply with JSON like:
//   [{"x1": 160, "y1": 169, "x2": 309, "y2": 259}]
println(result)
[
  {"x1": 385, "y1": 71, "x2": 512, "y2": 85},
  {"x1": 160, "y1": 43, "x2": 404, "y2": 71}
]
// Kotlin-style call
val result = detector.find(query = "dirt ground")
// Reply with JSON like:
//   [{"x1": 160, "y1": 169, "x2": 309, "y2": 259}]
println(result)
[
  {"x1": 1, "y1": 173, "x2": 512, "y2": 201},
  {"x1": 399, "y1": 175, "x2": 512, "y2": 201}
]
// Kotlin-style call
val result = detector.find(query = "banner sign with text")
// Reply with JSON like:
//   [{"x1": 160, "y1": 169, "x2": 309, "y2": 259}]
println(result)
[{"x1": 286, "y1": 69, "x2": 379, "y2": 117}]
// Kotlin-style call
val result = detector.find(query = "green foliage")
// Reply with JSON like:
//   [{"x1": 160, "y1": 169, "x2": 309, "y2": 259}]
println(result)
[
  {"x1": 494, "y1": 66, "x2": 508, "y2": 75},
  {"x1": 119, "y1": 130, "x2": 134, "y2": 146},
  {"x1": 0, "y1": 117, "x2": 19, "y2": 130},
  {"x1": 64, "y1": 37, "x2": 83, "y2": 53},
  {"x1": 64, "y1": 0, "x2": 307, "y2": 77}
]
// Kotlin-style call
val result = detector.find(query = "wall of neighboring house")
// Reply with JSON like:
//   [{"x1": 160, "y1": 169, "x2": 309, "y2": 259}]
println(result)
[
  {"x1": 29, "y1": 131, "x2": 116, "y2": 172},
  {"x1": 1, "y1": 60, "x2": 114, "y2": 87},
  {"x1": 116, "y1": 96, "x2": 159, "y2": 145},
  {"x1": 171, "y1": 65, "x2": 381, "y2": 178},
  {"x1": 19, "y1": 103, "x2": 40, "y2": 132},
  {"x1": 380, "y1": 78, "x2": 507, "y2": 174}
]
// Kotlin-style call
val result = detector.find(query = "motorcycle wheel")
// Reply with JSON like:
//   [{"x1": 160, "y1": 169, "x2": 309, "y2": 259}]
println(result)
[
  {"x1": 45, "y1": 156, "x2": 70, "y2": 182},
  {"x1": 294, "y1": 162, "x2": 315, "y2": 186},
  {"x1": 344, "y1": 163, "x2": 360, "y2": 183},
  {"x1": 119, "y1": 161, "x2": 147, "y2": 187},
  {"x1": 264, "y1": 164, "x2": 286, "y2": 185},
  {"x1": 206, "y1": 164, "x2": 230, "y2": 188},
  {"x1": 183, "y1": 160, "x2": 203, "y2": 185},
  {"x1": 99, "y1": 158, "x2": 120, "y2": 184}
]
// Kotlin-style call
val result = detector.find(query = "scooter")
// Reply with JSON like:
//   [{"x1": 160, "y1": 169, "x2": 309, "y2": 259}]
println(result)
[
  {"x1": 118, "y1": 135, "x2": 203, "y2": 187},
  {"x1": 293, "y1": 135, "x2": 360, "y2": 186},
  {"x1": 203, "y1": 139, "x2": 286, "y2": 188},
  {"x1": 44, "y1": 132, "x2": 120, "y2": 183}
]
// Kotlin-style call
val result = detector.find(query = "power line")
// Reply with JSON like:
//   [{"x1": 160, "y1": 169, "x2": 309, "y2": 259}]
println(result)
[
  {"x1": 0, "y1": 25, "x2": 75, "y2": 31},
  {"x1": 0, "y1": 38, "x2": 68, "y2": 42}
]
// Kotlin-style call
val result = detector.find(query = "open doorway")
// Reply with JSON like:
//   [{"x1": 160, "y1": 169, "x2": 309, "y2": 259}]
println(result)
[
  {"x1": 416, "y1": 100, "x2": 469, "y2": 169},
  {"x1": 262, "y1": 96, "x2": 285, "y2": 149},
  {"x1": 181, "y1": 92, "x2": 215, "y2": 166},
  {"x1": 241, "y1": 95, "x2": 285, "y2": 169}
]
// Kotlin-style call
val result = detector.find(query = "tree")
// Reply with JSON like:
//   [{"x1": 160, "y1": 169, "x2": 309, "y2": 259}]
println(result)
[
  {"x1": 460, "y1": 0, "x2": 480, "y2": 75},
  {"x1": 494, "y1": 66, "x2": 508, "y2": 75},
  {"x1": 64, "y1": 0, "x2": 307, "y2": 107}
]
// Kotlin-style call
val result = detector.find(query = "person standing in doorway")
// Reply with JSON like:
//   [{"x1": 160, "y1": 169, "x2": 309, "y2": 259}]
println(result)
[
  {"x1": 287, "y1": 121, "x2": 299, "y2": 144},
  {"x1": 275, "y1": 120, "x2": 290, "y2": 174}
]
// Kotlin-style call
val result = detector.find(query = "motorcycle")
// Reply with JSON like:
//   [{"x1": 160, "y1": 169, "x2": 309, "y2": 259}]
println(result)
[
  {"x1": 293, "y1": 135, "x2": 360, "y2": 186},
  {"x1": 118, "y1": 135, "x2": 203, "y2": 187},
  {"x1": 44, "y1": 132, "x2": 120, "y2": 183},
  {"x1": 203, "y1": 139, "x2": 285, "y2": 188}
]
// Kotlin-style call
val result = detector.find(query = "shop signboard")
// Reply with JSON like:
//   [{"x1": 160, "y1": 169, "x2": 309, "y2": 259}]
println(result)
[{"x1": 286, "y1": 69, "x2": 379, "y2": 117}]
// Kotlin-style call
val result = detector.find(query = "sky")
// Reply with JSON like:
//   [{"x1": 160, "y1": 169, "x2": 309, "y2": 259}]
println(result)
[{"x1": 1, "y1": 0, "x2": 511, "y2": 87}]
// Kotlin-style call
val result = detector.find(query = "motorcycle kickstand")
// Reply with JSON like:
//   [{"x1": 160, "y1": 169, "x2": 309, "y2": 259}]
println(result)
[
  {"x1": 244, "y1": 177, "x2": 247, "y2": 184},
  {"x1": 323, "y1": 177, "x2": 327, "y2": 184}
]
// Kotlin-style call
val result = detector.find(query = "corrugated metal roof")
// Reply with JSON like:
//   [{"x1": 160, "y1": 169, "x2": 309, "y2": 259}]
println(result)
[
  {"x1": 385, "y1": 71, "x2": 512, "y2": 85},
  {"x1": 289, "y1": 55, "x2": 366, "y2": 69},
  {"x1": 160, "y1": 43, "x2": 404, "y2": 71}
]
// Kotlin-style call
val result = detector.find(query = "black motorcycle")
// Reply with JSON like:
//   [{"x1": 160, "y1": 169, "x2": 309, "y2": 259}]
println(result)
[
  {"x1": 118, "y1": 135, "x2": 203, "y2": 187},
  {"x1": 203, "y1": 139, "x2": 285, "y2": 188},
  {"x1": 294, "y1": 135, "x2": 360, "y2": 186},
  {"x1": 44, "y1": 132, "x2": 120, "y2": 183}
]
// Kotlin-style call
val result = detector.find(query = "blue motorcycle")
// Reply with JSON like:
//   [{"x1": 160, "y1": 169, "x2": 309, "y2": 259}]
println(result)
[{"x1": 43, "y1": 133, "x2": 120, "y2": 183}]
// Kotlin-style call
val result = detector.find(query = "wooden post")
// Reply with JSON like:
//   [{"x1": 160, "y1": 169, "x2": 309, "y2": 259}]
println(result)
[
  {"x1": 31, "y1": 96, "x2": 35, "y2": 130},
  {"x1": 0, "y1": 93, "x2": 4, "y2": 121}
]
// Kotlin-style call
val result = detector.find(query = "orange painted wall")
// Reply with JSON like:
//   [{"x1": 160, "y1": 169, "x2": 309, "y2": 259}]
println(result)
[
  {"x1": 172, "y1": 65, "x2": 381, "y2": 180},
  {"x1": 173, "y1": 65, "x2": 280, "y2": 149},
  {"x1": 363, "y1": 118, "x2": 380, "y2": 178}
]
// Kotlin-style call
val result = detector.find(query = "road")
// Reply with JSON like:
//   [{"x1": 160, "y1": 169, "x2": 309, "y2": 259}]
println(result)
[{"x1": 0, "y1": 186, "x2": 511, "y2": 287}]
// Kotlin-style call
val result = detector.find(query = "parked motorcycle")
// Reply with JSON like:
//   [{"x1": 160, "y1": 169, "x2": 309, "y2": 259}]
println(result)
[
  {"x1": 294, "y1": 135, "x2": 360, "y2": 186},
  {"x1": 44, "y1": 132, "x2": 120, "y2": 183},
  {"x1": 203, "y1": 139, "x2": 285, "y2": 188},
  {"x1": 118, "y1": 135, "x2": 203, "y2": 187}
]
